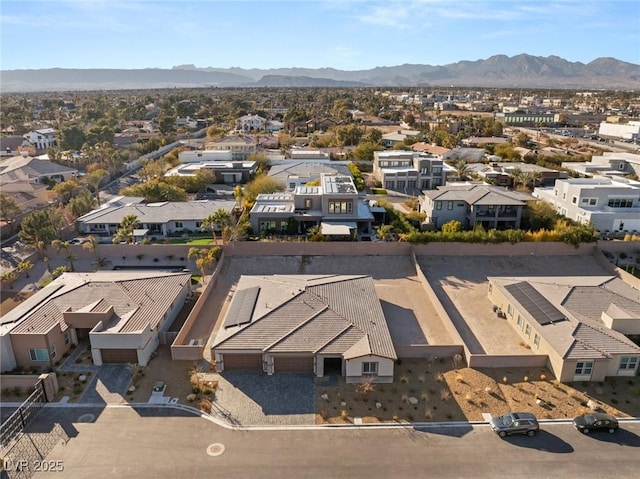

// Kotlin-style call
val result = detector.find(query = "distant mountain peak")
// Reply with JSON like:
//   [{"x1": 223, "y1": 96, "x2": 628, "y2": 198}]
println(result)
[{"x1": 2, "y1": 54, "x2": 638, "y2": 92}]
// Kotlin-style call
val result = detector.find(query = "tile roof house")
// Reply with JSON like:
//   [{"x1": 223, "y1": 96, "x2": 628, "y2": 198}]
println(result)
[
  {"x1": 419, "y1": 184, "x2": 530, "y2": 230},
  {"x1": 488, "y1": 276, "x2": 640, "y2": 382},
  {"x1": 0, "y1": 271, "x2": 192, "y2": 372},
  {"x1": 0, "y1": 155, "x2": 78, "y2": 185},
  {"x1": 212, "y1": 274, "x2": 397, "y2": 383},
  {"x1": 77, "y1": 197, "x2": 237, "y2": 238}
]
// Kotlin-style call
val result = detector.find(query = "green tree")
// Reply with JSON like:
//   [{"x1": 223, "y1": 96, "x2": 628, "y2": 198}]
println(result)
[
  {"x1": 120, "y1": 179, "x2": 188, "y2": 202},
  {"x1": 18, "y1": 207, "x2": 65, "y2": 262},
  {"x1": 353, "y1": 141, "x2": 383, "y2": 161},
  {"x1": 453, "y1": 160, "x2": 471, "y2": 181},
  {"x1": 0, "y1": 193, "x2": 21, "y2": 222},
  {"x1": 158, "y1": 113, "x2": 177, "y2": 136},
  {"x1": 57, "y1": 124, "x2": 86, "y2": 151},
  {"x1": 53, "y1": 179, "x2": 81, "y2": 205},
  {"x1": 524, "y1": 200, "x2": 557, "y2": 231},
  {"x1": 67, "y1": 189, "x2": 97, "y2": 218},
  {"x1": 83, "y1": 235, "x2": 99, "y2": 260},
  {"x1": 242, "y1": 176, "x2": 285, "y2": 205}
]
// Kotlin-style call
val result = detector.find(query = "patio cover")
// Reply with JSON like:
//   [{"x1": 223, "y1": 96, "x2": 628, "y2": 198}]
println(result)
[{"x1": 320, "y1": 221, "x2": 357, "y2": 236}]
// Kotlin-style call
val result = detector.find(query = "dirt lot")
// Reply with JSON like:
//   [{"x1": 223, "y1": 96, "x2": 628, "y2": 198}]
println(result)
[{"x1": 315, "y1": 358, "x2": 640, "y2": 424}]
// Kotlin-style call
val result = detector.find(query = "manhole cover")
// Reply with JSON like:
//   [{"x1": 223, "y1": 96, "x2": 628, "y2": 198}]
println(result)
[
  {"x1": 77, "y1": 414, "x2": 95, "y2": 423},
  {"x1": 206, "y1": 443, "x2": 225, "y2": 457}
]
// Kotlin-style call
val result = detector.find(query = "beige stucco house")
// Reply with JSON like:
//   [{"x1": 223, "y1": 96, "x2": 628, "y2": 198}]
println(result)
[
  {"x1": 488, "y1": 275, "x2": 640, "y2": 382},
  {"x1": 1, "y1": 271, "x2": 192, "y2": 372},
  {"x1": 212, "y1": 274, "x2": 397, "y2": 383}
]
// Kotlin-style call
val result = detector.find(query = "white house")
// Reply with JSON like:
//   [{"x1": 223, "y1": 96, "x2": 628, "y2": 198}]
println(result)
[
  {"x1": 23, "y1": 128, "x2": 57, "y2": 151},
  {"x1": 533, "y1": 177, "x2": 640, "y2": 234}
]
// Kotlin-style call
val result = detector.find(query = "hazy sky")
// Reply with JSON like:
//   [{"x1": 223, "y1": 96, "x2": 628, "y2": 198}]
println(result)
[{"x1": 1, "y1": 0, "x2": 638, "y2": 70}]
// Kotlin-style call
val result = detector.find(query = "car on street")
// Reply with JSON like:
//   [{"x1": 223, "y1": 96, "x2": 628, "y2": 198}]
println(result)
[
  {"x1": 572, "y1": 413, "x2": 619, "y2": 434},
  {"x1": 489, "y1": 412, "x2": 539, "y2": 437}
]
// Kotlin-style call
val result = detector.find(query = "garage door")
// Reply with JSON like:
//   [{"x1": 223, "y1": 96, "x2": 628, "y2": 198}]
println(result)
[
  {"x1": 274, "y1": 356, "x2": 314, "y2": 373},
  {"x1": 101, "y1": 349, "x2": 138, "y2": 364},
  {"x1": 222, "y1": 354, "x2": 263, "y2": 370}
]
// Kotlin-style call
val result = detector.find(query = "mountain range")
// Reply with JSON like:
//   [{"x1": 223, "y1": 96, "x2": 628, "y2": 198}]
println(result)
[{"x1": 2, "y1": 54, "x2": 638, "y2": 92}]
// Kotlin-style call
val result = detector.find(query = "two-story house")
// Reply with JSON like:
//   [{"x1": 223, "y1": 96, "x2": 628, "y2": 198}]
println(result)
[
  {"x1": 533, "y1": 177, "x2": 640, "y2": 234},
  {"x1": 23, "y1": 128, "x2": 57, "y2": 152},
  {"x1": 236, "y1": 114, "x2": 266, "y2": 132},
  {"x1": 205, "y1": 135, "x2": 256, "y2": 161},
  {"x1": 420, "y1": 184, "x2": 529, "y2": 230},
  {"x1": 373, "y1": 150, "x2": 446, "y2": 194},
  {"x1": 249, "y1": 174, "x2": 374, "y2": 238}
]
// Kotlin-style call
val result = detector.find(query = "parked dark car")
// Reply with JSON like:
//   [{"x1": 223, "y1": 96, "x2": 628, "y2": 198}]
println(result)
[
  {"x1": 490, "y1": 412, "x2": 539, "y2": 437},
  {"x1": 573, "y1": 413, "x2": 619, "y2": 434}
]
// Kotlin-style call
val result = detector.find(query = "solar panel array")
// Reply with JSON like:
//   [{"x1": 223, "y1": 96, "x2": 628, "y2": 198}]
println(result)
[
  {"x1": 223, "y1": 286, "x2": 260, "y2": 329},
  {"x1": 504, "y1": 282, "x2": 566, "y2": 325}
]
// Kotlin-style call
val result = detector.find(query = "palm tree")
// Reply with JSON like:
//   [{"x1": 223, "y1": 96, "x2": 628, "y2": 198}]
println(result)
[
  {"x1": 83, "y1": 235, "x2": 99, "y2": 260},
  {"x1": 453, "y1": 160, "x2": 470, "y2": 181},
  {"x1": 92, "y1": 256, "x2": 111, "y2": 271},
  {"x1": 188, "y1": 246, "x2": 220, "y2": 282},
  {"x1": 85, "y1": 169, "x2": 108, "y2": 207},
  {"x1": 201, "y1": 209, "x2": 232, "y2": 244},
  {"x1": 115, "y1": 214, "x2": 140, "y2": 244}
]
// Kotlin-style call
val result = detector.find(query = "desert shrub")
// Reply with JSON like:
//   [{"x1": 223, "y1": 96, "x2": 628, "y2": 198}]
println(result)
[
  {"x1": 424, "y1": 410, "x2": 432, "y2": 420},
  {"x1": 540, "y1": 374, "x2": 547, "y2": 381},
  {"x1": 340, "y1": 410, "x2": 348, "y2": 420},
  {"x1": 502, "y1": 376, "x2": 509, "y2": 384},
  {"x1": 436, "y1": 372, "x2": 445, "y2": 382},
  {"x1": 199, "y1": 398, "x2": 212, "y2": 413},
  {"x1": 455, "y1": 374, "x2": 465, "y2": 384},
  {"x1": 440, "y1": 389, "x2": 451, "y2": 401},
  {"x1": 73, "y1": 384, "x2": 82, "y2": 395},
  {"x1": 418, "y1": 375, "x2": 425, "y2": 383},
  {"x1": 399, "y1": 375, "x2": 409, "y2": 384}
]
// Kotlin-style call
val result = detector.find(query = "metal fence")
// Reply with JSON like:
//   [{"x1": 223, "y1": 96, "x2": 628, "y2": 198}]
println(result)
[
  {"x1": 0, "y1": 382, "x2": 46, "y2": 450},
  {"x1": 1, "y1": 424, "x2": 68, "y2": 479}
]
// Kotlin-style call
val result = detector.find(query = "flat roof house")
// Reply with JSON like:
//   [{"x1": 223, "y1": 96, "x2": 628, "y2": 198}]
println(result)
[
  {"x1": 533, "y1": 177, "x2": 640, "y2": 234},
  {"x1": 0, "y1": 271, "x2": 192, "y2": 372},
  {"x1": 373, "y1": 150, "x2": 446, "y2": 195},
  {"x1": 212, "y1": 274, "x2": 397, "y2": 383},
  {"x1": 249, "y1": 174, "x2": 374, "y2": 238},
  {"x1": 488, "y1": 275, "x2": 640, "y2": 382}
]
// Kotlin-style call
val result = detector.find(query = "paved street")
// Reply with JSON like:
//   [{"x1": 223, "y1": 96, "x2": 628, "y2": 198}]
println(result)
[{"x1": 18, "y1": 406, "x2": 640, "y2": 479}]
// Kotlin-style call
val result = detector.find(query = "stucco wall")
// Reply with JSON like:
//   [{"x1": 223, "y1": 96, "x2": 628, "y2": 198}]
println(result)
[{"x1": 345, "y1": 355, "x2": 394, "y2": 383}]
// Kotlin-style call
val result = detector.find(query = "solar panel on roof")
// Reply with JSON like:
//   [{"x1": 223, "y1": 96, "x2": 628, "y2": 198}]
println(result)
[
  {"x1": 223, "y1": 286, "x2": 260, "y2": 329},
  {"x1": 504, "y1": 282, "x2": 566, "y2": 325}
]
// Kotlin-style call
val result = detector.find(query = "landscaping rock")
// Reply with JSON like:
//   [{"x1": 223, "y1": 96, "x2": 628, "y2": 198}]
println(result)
[
  {"x1": 375, "y1": 402, "x2": 382, "y2": 409},
  {"x1": 186, "y1": 393, "x2": 197, "y2": 402},
  {"x1": 408, "y1": 396, "x2": 419, "y2": 405},
  {"x1": 340, "y1": 401, "x2": 347, "y2": 407},
  {"x1": 320, "y1": 393, "x2": 329, "y2": 401},
  {"x1": 79, "y1": 374, "x2": 87, "y2": 382},
  {"x1": 127, "y1": 385, "x2": 135, "y2": 393},
  {"x1": 587, "y1": 399, "x2": 602, "y2": 411}
]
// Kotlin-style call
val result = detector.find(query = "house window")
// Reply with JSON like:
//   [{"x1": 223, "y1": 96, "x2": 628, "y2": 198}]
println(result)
[
  {"x1": 50, "y1": 344, "x2": 57, "y2": 359},
  {"x1": 289, "y1": 183, "x2": 296, "y2": 189},
  {"x1": 524, "y1": 324, "x2": 531, "y2": 338},
  {"x1": 516, "y1": 314, "x2": 523, "y2": 328},
  {"x1": 435, "y1": 201, "x2": 442, "y2": 210},
  {"x1": 575, "y1": 361, "x2": 593, "y2": 376},
  {"x1": 385, "y1": 181, "x2": 394, "y2": 189},
  {"x1": 64, "y1": 332, "x2": 70, "y2": 345},
  {"x1": 195, "y1": 221, "x2": 202, "y2": 228},
  {"x1": 362, "y1": 362, "x2": 378, "y2": 375},
  {"x1": 407, "y1": 180, "x2": 416, "y2": 188},
  {"x1": 619, "y1": 356, "x2": 638, "y2": 371},
  {"x1": 507, "y1": 304, "x2": 514, "y2": 317},
  {"x1": 447, "y1": 201, "x2": 453, "y2": 210},
  {"x1": 571, "y1": 196, "x2": 577, "y2": 204},
  {"x1": 175, "y1": 221, "x2": 184, "y2": 228},
  {"x1": 607, "y1": 198, "x2": 634, "y2": 208},
  {"x1": 29, "y1": 348, "x2": 49, "y2": 361},
  {"x1": 304, "y1": 199, "x2": 312, "y2": 209},
  {"x1": 397, "y1": 180, "x2": 405, "y2": 189},
  {"x1": 260, "y1": 221, "x2": 276, "y2": 232},
  {"x1": 328, "y1": 201, "x2": 353, "y2": 214},
  {"x1": 533, "y1": 334, "x2": 540, "y2": 348}
]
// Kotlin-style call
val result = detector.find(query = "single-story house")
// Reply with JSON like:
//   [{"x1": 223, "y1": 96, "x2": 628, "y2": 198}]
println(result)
[
  {"x1": 488, "y1": 275, "x2": 640, "y2": 382},
  {"x1": 0, "y1": 271, "x2": 192, "y2": 372},
  {"x1": 77, "y1": 198, "x2": 237, "y2": 238},
  {"x1": 212, "y1": 274, "x2": 397, "y2": 383}
]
